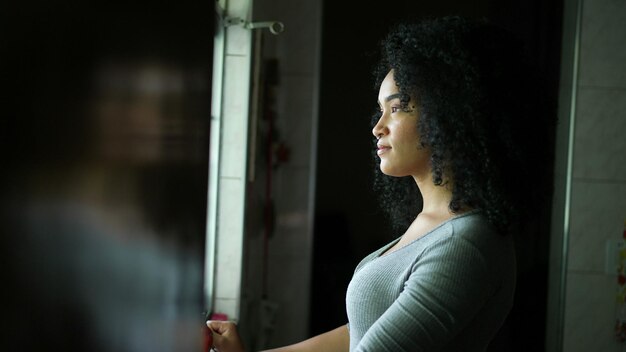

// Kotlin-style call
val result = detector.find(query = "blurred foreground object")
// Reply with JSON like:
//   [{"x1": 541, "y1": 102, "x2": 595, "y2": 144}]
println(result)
[{"x1": 1, "y1": 1, "x2": 213, "y2": 351}]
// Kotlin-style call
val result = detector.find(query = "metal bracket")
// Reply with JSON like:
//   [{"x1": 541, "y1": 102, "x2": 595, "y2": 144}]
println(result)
[{"x1": 215, "y1": 2, "x2": 284, "y2": 35}]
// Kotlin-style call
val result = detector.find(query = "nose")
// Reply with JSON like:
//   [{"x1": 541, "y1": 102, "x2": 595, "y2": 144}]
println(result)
[{"x1": 372, "y1": 113, "x2": 388, "y2": 139}]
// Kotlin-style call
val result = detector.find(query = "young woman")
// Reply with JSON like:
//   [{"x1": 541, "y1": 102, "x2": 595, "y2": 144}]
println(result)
[{"x1": 208, "y1": 15, "x2": 542, "y2": 352}]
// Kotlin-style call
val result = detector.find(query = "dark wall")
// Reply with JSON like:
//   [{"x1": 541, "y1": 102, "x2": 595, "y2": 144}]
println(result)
[{"x1": 311, "y1": 1, "x2": 563, "y2": 351}]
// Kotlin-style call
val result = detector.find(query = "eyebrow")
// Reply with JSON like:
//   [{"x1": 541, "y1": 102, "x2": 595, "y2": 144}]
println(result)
[
  {"x1": 385, "y1": 93, "x2": 403, "y2": 102},
  {"x1": 378, "y1": 93, "x2": 404, "y2": 106}
]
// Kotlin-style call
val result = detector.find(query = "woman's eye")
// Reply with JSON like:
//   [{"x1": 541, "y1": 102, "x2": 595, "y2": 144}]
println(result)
[
  {"x1": 379, "y1": 105, "x2": 411, "y2": 114},
  {"x1": 393, "y1": 106, "x2": 415, "y2": 113}
]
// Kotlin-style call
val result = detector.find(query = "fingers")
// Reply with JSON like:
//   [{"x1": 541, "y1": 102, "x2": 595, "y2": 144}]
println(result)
[
  {"x1": 206, "y1": 320, "x2": 237, "y2": 335},
  {"x1": 206, "y1": 320, "x2": 245, "y2": 352}
]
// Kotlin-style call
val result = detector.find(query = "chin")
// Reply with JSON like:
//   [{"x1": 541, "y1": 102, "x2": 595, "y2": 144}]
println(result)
[{"x1": 379, "y1": 165, "x2": 404, "y2": 178}]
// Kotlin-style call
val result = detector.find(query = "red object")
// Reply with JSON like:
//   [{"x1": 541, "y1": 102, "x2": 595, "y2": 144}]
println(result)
[
  {"x1": 619, "y1": 274, "x2": 626, "y2": 286},
  {"x1": 210, "y1": 313, "x2": 229, "y2": 321}
]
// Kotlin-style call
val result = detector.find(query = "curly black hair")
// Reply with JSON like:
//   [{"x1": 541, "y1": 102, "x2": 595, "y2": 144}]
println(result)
[{"x1": 371, "y1": 16, "x2": 548, "y2": 236}]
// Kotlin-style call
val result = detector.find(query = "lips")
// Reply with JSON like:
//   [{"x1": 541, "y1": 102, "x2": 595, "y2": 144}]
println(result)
[{"x1": 376, "y1": 143, "x2": 391, "y2": 155}]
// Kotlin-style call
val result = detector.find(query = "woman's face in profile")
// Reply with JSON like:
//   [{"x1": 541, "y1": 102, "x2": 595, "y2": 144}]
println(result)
[{"x1": 373, "y1": 70, "x2": 429, "y2": 178}]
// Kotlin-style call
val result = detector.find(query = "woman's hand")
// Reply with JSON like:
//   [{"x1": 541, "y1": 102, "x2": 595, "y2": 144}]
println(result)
[{"x1": 206, "y1": 320, "x2": 246, "y2": 352}]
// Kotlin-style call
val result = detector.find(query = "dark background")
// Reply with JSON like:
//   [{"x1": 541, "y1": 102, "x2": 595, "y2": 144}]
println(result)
[{"x1": 311, "y1": 1, "x2": 563, "y2": 351}]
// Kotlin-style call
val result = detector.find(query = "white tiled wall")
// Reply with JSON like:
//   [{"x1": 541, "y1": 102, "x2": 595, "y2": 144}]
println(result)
[
  {"x1": 561, "y1": 0, "x2": 626, "y2": 350},
  {"x1": 568, "y1": 182, "x2": 626, "y2": 272},
  {"x1": 263, "y1": 0, "x2": 321, "y2": 346},
  {"x1": 573, "y1": 89, "x2": 626, "y2": 180},
  {"x1": 564, "y1": 273, "x2": 619, "y2": 351},
  {"x1": 209, "y1": 0, "x2": 254, "y2": 320},
  {"x1": 239, "y1": 0, "x2": 322, "y2": 349},
  {"x1": 578, "y1": 0, "x2": 626, "y2": 88}
]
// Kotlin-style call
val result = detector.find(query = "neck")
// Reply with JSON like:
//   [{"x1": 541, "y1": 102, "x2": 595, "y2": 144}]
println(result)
[{"x1": 413, "y1": 172, "x2": 454, "y2": 217}]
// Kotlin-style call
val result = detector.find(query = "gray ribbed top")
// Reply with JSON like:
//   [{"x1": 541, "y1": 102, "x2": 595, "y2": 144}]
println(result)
[{"x1": 345, "y1": 211, "x2": 516, "y2": 352}]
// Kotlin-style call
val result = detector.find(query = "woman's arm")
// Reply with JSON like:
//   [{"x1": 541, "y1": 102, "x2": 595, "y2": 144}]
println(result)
[
  {"x1": 208, "y1": 321, "x2": 349, "y2": 352},
  {"x1": 262, "y1": 324, "x2": 349, "y2": 352}
]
